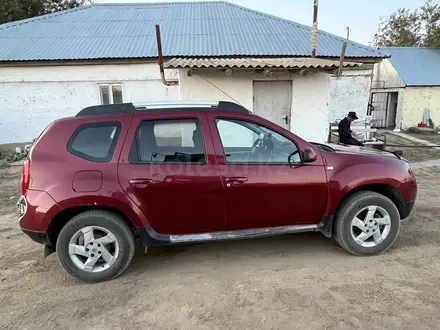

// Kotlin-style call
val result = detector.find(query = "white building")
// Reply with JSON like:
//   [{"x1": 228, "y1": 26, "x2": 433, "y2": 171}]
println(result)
[
  {"x1": 0, "y1": 2, "x2": 385, "y2": 144},
  {"x1": 371, "y1": 47, "x2": 440, "y2": 130}
]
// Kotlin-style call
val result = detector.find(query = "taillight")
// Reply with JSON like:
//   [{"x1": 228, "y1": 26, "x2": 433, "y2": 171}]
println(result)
[{"x1": 21, "y1": 159, "x2": 30, "y2": 195}]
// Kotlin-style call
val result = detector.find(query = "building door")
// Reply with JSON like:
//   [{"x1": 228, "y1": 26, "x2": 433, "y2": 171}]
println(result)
[
  {"x1": 386, "y1": 92, "x2": 398, "y2": 128},
  {"x1": 370, "y1": 92, "x2": 398, "y2": 128},
  {"x1": 253, "y1": 81, "x2": 292, "y2": 129},
  {"x1": 370, "y1": 92, "x2": 388, "y2": 127}
]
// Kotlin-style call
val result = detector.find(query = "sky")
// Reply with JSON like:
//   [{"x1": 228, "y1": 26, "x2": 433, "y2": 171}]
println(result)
[{"x1": 94, "y1": 0, "x2": 425, "y2": 45}]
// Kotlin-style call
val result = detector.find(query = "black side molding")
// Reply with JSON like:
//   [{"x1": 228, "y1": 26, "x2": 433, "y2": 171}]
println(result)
[
  {"x1": 318, "y1": 215, "x2": 334, "y2": 238},
  {"x1": 400, "y1": 201, "x2": 415, "y2": 220},
  {"x1": 137, "y1": 226, "x2": 171, "y2": 247},
  {"x1": 136, "y1": 215, "x2": 334, "y2": 247}
]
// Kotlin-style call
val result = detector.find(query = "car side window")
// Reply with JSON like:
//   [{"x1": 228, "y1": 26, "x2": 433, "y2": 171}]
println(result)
[
  {"x1": 67, "y1": 122, "x2": 121, "y2": 162},
  {"x1": 132, "y1": 118, "x2": 206, "y2": 164},
  {"x1": 216, "y1": 119, "x2": 300, "y2": 164}
]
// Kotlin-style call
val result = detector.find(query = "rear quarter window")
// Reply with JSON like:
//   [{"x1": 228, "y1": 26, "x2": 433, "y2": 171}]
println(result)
[{"x1": 67, "y1": 122, "x2": 121, "y2": 162}]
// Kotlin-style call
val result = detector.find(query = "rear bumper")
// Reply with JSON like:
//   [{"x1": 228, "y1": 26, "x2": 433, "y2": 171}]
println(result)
[
  {"x1": 17, "y1": 190, "x2": 61, "y2": 233},
  {"x1": 20, "y1": 228, "x2": 48, "y2": 245}
]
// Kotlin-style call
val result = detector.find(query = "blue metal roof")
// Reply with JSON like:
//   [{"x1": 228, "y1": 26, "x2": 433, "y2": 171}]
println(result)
[
  {"x1": 381, "y1": 47, "x2": 440, "y2": 86},
  {"x1": 0, "y1": 1, "x2": 385, "y2": 61}
]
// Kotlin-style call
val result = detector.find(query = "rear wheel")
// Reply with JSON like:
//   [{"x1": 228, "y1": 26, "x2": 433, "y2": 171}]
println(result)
[
  {"x1": 56, "y1": 210, "x2": 135, "y2": 282},
  {"x1": 334, "y1": 191, "x2": 400, "y2": 256}
]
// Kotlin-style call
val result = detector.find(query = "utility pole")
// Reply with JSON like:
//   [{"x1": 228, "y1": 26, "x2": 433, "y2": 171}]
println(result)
[
  {"x1": 337, "y1": 26, "x2": 350, "y2": 77},
  {"x1": 311, "y1": 0, "x2": 319, "y2": 58}
]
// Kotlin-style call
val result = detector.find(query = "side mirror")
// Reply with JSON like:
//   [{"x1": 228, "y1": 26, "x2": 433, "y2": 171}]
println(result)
[{"x1": 303, "y1": 147, "x2": 317, "y2": 163}]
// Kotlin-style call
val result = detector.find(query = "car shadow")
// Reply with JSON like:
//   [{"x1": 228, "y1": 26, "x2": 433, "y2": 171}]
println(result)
[{"x1": 126, "y1": 232, "x2": 344, "y2": 275}]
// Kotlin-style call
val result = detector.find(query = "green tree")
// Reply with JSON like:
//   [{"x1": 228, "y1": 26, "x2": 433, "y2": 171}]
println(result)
[
  {"x1": 0, "y1": 0, "x2": 91, "y2": 25},
  {"x1": 373, "y1": 0, "x2": 440, "y2": 47},
  {"x1": 421, "y1": 0, "x2": 440, "y2": 46}
]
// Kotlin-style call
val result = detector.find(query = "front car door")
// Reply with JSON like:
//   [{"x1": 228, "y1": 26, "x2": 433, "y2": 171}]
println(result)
[
  {"x1": 207, "y1": 112, "x2": 328, "y2": 230},
  {"x1": 118, "y1": 111, "x2": 225, "y2": 235}
]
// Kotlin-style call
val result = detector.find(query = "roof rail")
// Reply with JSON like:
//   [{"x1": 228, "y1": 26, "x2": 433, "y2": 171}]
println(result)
[
  {"x1": 75, "y1": 101, "x2": 250, "y2": 117},
  {"x1": 75, "y1": 103, "x2": 137, "y2": 118},
  {"x1": 133, "y1": 101, "x2": 219, "y2": 110}
]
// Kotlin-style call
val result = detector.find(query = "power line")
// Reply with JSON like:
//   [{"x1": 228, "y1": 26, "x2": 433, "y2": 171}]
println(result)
[{"x1": 196, "y1": 73, "x2": 244, "y2": 106}]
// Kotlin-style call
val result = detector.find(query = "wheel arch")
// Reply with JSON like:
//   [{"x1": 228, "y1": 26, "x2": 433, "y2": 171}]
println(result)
[
  {"x1": 47, "y1": 205, "x2": 136, "y2": 248},
  {"x1": 334, "y1": 183, "x2": 406, "y2": 221}
]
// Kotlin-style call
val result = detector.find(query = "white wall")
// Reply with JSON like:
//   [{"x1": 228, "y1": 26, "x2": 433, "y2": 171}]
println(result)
[
  {"x1": 291, "y1": 72, "x2": 331, "y2": 142},
  {"x1": 0, "y1": 63, "x2": 179, "y2": 143},
  {"x1": 179, "y1": 68, "x2": 372, "y2": 143},
  {"x1": 0, "y1": 63, "x2": 373, "y2": 144},
  {"x1": 178, "y1": 69, "x2": 253, "y2": 110},
  {"x1": 372, "y1": 59, "x2": 405, "y2": 89},
  {"x1": 402, "y1": 87, "x2": 440, "y2": 129},
  {"x1": 328, "y1": 70, "x2": 373, "y2": 123}
]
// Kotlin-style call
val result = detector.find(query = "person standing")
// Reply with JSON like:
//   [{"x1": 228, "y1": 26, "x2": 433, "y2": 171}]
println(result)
[{"x1": 338, "y1": 112, "x2": 364, "y2": 146}]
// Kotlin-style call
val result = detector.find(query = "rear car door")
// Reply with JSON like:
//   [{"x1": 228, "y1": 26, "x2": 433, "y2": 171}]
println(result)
[
  {"x1": 118, "y1": 111, "x2": 225, "y2": 235},
  {"x1": 207, "y1": 112, "x2": 328, "y2": 230}
]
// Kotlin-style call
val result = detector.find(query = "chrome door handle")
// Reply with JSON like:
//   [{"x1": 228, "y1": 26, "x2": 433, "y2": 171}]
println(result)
[
  {"x1": 129, "y1": 179, "x2": 153, "y2": 187},
  {"x1": 226, "y1": 177, "x2": 248, "y2": 186}
]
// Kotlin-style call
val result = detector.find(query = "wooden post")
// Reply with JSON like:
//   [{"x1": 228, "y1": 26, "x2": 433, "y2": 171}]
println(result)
[
  {"x1": 311, "y1": 0, "x2": 319, "y2": 58},
  {"x1": 337, "y1": 27, "x2": 349, "y2": 77}
]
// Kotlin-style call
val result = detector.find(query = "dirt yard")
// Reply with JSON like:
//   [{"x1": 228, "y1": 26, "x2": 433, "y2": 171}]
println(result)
[
  {"x1": 1, "y1": 165, "x2": 440, "y2": 329},
  {"x1": 383, "y1": 132, "x2": 440, "y2": 162},
  {"x1": 406, "y1": 132, "x2": 440, "y2": 145}
]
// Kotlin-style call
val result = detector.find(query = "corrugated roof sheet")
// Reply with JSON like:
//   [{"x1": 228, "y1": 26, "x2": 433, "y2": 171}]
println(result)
[
  {"x1": 0, "y1": 1, "x2": 386, "y2": 62},
  {"x1": 381, "y1": 47, "x2": 440, "y2": 86},
  {"x1": 165, "y1": 57, "x2": 362, "y2": 69}
]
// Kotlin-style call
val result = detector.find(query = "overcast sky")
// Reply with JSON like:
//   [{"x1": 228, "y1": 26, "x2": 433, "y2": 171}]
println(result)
[{"x1": 94, "y1": 0, "x2": 424, "y2": 45}]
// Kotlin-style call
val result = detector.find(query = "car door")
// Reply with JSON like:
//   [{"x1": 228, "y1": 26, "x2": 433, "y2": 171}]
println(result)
[
  {"x1": 118, "y1": 111, "x2": 225, "y2": 235},
  {"x1": 207, "y1": 112, "x2": 328, "y2": 231}
]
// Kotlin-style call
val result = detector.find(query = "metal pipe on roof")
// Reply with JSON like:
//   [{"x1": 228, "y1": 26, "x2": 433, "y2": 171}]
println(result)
[{"x1": 156, "y1": 24, "x2": 178, "y2": 86}]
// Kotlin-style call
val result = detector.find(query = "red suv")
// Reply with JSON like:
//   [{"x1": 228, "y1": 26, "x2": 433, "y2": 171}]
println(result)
[{"x1": 18, "y1": 101, "x2": 417, "y2": 282}]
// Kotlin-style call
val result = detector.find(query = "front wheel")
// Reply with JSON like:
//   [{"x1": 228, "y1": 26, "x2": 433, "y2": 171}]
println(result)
[
  {"x1": 56, "y1": 210, "x2": 135, "y2": 282},
  {"x1": 334, "y1": 191, "x2": 401, "y2": 256}
]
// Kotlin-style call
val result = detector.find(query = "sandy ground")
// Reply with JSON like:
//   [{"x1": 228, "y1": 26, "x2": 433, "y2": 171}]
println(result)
[
  {"x1": 383, "y1": 132, "x2": 440, "y2": 162},
  {"x1": 1, "y1": 165, "x2": 440, "y2": 330},
  {"x1": 406, "y1": 132, "x2": 440, "y2": 145}
]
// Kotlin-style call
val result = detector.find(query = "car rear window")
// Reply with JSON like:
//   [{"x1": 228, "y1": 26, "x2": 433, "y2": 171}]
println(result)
[{"x1": 67, "y1": 122, "x2": 121, "y2": 162}]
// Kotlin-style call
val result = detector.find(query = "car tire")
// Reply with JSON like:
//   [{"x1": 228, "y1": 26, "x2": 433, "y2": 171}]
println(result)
[
  {"x1": 56, "y1": 210, "x2": 135, "y2": 282},
  {"x1": 334, "y1": 191, "x2": 400, "y2": 256}
]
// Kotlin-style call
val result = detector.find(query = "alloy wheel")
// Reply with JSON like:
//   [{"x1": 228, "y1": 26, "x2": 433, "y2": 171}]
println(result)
[
  {"x1": 350, "y1": 205, "x2": 392, "y2": 248},
  {"x1": 68, "y1": 226, "x2": 120, "y2": 272}
]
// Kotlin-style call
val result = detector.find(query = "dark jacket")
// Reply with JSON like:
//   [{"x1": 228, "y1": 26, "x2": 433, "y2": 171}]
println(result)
[{"x1": 338, "y1": 118, "x2": 352, "y2": 144}]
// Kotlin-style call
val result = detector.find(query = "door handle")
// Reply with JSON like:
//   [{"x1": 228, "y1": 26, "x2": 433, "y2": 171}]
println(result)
[
  {"x1": 226, "y1": 177, "x2": 248, "y2": 186},
  {"x1": 283, "y1": 116, "x2": 289, "y2": 125},
  {"x1": 129, "y1": 178, "x2": 153, "y2": 187}
]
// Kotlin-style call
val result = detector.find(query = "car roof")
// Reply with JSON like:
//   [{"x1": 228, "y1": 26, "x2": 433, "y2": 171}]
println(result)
[{"x1": 75, "y1": 101, "x2": 251, "y2": 118}]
